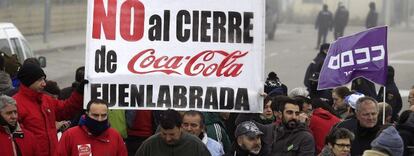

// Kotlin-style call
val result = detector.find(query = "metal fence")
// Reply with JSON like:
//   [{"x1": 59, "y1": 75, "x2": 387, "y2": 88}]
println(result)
[{"x1": 0, "y1": 0, "x2": 86, "y2": 35}]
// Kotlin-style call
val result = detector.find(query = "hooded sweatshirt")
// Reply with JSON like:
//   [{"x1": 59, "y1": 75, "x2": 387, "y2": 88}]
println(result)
[
  {"x1": 370, "y1": 126, "x2": 403, "y2": 156},
  {"x1": 204, "y1": 112, "x2": 232, "y2": 154},
  {"x1": 377, "y1": 66, "x2": 402, "y2": 122},
  {"x1": 309, "y1": 108, "x2": 341, "y2": 154}
]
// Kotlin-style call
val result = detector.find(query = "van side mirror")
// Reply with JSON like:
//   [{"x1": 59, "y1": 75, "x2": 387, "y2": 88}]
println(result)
[{"x1": 38, "y1": 56, "x2": 46, "y2": 68}]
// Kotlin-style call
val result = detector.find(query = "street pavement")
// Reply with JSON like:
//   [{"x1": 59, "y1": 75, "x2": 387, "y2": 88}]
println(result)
[{"x1": 33, "y1": 24, "x2": 414, "y2": 109}]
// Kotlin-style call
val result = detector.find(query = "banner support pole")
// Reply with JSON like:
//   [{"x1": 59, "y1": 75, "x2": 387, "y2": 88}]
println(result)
[{"x1": 382, "y1": 86, "x2": 386, "y2": 125}]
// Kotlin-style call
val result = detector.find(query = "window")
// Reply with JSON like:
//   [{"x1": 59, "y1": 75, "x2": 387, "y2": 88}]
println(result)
[
  {"x1": 21, "y1": 39, "x2": 34, "y2": 58},
  {"x1": 0, "y1": 39, "x2": 12, "y2": 56},
  {"x1": 10, "y1": 38, "x2": 24, "y2": 63}
]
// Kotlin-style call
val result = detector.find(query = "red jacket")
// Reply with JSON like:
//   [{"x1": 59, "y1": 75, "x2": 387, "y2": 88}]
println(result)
[
  {"x1": 56, "y1": 125, "x2": 127, "y2": 156},
  {"x1": 13, "y1": 85, "x2": 83, "y2": 156},
  {"x1": 309, "y1": 108, "x2": 341, "y2": 154},
  {"x1": 0, "y1": 123, "x2": 37, "y2": 156}
]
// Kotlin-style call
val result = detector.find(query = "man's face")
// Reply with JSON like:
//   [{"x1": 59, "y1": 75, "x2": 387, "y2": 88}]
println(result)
[
  {"x1": 160, "y1": 126, "x2": 182, "y2": 145},
  {"x1": 330, "y1": 138, "x2": 351, "y2": 156},
  {"x1": 87, "y1": 103, "x2": 108, "y2": 121},
  {"x1": 182, "y1": 114, "x2": 203, "y2": 137},
  {"x1": 0, "y1": 104, "x2": 18, "y2": 126},
  {"x1": 29, "y1": 77, "x2": 46, "y2": 92},
  {"x1": 237, "y1": 135, "x2": 262, "y2": 154},
  {"x1": 356, "y1": 100, "x2": 378, "y2": 128},
  {"x1": 408, "y1": 89, "x2": 414, "y2": 106},
  {"x1": 282, "y1": 103, "x2": 300, "y2": 129}
]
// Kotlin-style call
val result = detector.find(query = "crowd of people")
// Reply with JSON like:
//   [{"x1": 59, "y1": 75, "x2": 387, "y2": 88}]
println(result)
[
  {"x1": 1, "y1": 49, "x2": 413, "y2": 156},
  {"x1": 1, "y1": 2, "x2": 413, "y2": 156},
  {"x1": 314, "y1": 2, "x2": 378, "y2": 49}
]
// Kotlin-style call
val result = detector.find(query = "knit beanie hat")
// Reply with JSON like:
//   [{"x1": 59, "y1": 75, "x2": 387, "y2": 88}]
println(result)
[
  {"x1": 370, "y1": 126, "x2": 403, "y2": 156},
  {"x1": 17, "y1": 63, "x2": 46, "y2": 87}
]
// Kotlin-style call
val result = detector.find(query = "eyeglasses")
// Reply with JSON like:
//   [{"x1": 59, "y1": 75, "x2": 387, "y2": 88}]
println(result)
[{"x1": 334, "y1": 143, "x2": 351, "y2": 149}]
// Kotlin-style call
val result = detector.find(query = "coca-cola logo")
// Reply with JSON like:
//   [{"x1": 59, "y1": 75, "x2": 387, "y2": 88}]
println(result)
[{"x1": 128, "y1": 49, "x2": 248, "y2": 77}]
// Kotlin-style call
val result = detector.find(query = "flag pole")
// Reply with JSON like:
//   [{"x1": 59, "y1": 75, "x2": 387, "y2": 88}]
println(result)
[{"x1": 383, "y1": 86, "x2": 386, "y2": 125}]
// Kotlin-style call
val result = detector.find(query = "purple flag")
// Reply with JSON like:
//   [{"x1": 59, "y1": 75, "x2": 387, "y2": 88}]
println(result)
[{"x1": 318, "y1": 26, "x2": 388, "y2": 90}]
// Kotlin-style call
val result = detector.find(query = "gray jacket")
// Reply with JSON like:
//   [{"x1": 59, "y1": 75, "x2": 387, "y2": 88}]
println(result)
[{"x1": 0, "y1": 71, "x2": 16, "y2": 95}]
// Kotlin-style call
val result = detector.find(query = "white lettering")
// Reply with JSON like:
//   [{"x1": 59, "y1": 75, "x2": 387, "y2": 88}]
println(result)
[
  {"x1": 371, "y1": 45, "x2": 385, "y2": 61},
  {"x1": 355, "y1": 47, "x2": 370, "y2": 64},
  {"x1": 328, "y1": 54, "x2": 340, "y2": 70},
  {"x1": 327, "y1": 45, "x2": 385, "y2": 70},
  {"x1": 341, "y1": 50, "x2": 354, "y2": 67}
]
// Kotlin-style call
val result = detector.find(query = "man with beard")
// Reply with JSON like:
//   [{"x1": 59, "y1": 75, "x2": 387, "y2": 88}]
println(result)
[
  {"x1": 136, "y1": 109, "x2": 211, "y2": 156},
  {"x1": 182, "y1": 110, "x2": 224, "y2": 156},
  {"x1": 226, "y1": 121, "x2": 264, "y2": 156},
  {"x1": 56, "y1": 99, "x2": 127, "y2": 156},
  {"x1": 236, "y1": 96, "x2": 315, "y2": 156},
  {"x1": 335, "y1": 96, "x2": 380, "y2": 156}
]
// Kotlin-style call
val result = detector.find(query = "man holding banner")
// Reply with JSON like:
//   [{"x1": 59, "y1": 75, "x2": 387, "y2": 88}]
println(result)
[{"x1": 318, "y1": 26, "x2": 388, "y2": 155}]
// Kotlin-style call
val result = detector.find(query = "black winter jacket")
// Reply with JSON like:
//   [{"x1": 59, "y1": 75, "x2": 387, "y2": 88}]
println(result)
[{"x1": 335, "y1": 118, "x2": 380, "y2": 156}]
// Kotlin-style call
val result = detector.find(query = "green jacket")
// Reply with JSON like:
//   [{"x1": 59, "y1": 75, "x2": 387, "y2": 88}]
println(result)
[
  {"x1": 136, "y1": 132, "x2": 211, "y2": 156},
  {"x1": 108, "y1": 110, "x2": 127, "y2": 138},
  {"x1": 204, "y1": 112, "x2": 231, "y2": 154}
]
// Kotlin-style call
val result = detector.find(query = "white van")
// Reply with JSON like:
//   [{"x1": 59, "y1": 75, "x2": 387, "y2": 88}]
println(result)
[{"x1": 0, "y1": 23, "x2": 46, "y2": 67}]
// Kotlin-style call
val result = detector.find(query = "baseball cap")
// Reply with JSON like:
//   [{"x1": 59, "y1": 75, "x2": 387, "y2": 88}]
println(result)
[{"x1": 235, "y1": 121, "x2": 264, "y2": 138}]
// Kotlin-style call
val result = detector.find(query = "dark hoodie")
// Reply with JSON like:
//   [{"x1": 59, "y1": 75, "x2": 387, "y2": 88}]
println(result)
[
  {"x1": 377, "y1": 66, "x2": 402, "y2": 122},
  {"x1": 265, "y1": 122, "x2": 315, "y2": 156},
  {"x1": 351, "y1": 78, "x2": 377, "y2": 98},
  {"x1": 309, "y1": 108, "x2": 341, "y2": 154},
  {"x1": 397, "y1": 113, "x2": 414, "y2": 156}
]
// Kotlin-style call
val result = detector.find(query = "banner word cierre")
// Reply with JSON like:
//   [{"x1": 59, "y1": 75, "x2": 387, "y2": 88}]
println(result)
[
  {"x1": 90, "y1": 83, "x2": 250, "y2": 111},
  {"x1": 92, "y1": 0, "x2": 254, "y2": 43}
]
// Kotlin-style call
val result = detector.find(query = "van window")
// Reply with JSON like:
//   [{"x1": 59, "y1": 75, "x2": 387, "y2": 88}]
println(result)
[
  {"x1": 0, "y1": 39, "x2": 12, "y2": 56},
  {"x1": 21, "y1": 39, "x2": 35, "y2": 58},
  {"x1": 10, "y1": 38, "x2": 25, "y2": 63}
]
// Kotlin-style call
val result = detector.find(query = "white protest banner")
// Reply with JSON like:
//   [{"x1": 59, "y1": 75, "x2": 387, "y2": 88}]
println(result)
[{"x1": 84, "y1": 0, "x2": 265, "y2": 112}]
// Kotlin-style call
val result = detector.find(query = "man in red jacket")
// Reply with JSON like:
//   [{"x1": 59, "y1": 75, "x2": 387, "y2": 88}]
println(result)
[
  {"x1": 56, "y1": 99, "x2": 127, "y2": 156},
  {"x1": 0, "y1": 95, "x2": 37, "y2": 156},
  {"x1": 13, "y1": 63, "x2": 86, "y2": 156}
]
